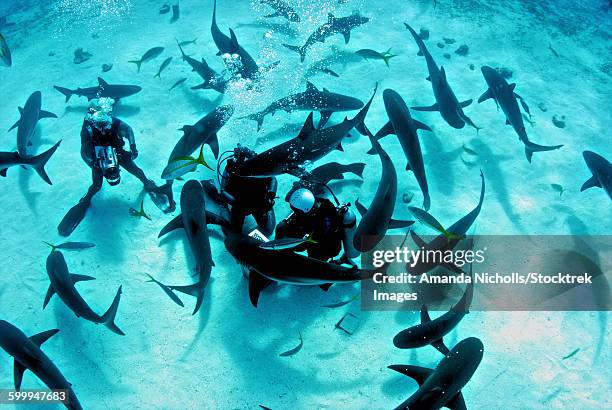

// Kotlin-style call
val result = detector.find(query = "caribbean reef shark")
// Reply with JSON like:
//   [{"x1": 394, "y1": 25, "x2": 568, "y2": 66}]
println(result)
[
  {"x1": 260, "y1": 0, "x2": 300, "y2": 22},
  {"x1": 211, "y1": 0, "x2": 260, "y2": 80},
  {"x1": 0, "y1": 321, "x2": 83, "y2": 410},
  {"x1": 375, "y1": 88, "x2": 432, "y2": 210},
  {"x1": 177, "y1": 41, "x2": 228, "y2": 93},
  {"x1": 54, "y1": 77, "x2": 142, "y2": 102},
  {"x1": 405, "y1": 23, "x2": 479, "y2": 131},
  {"x1": 238, "y1": 85, "x2": 377, "y2": 177},
  {"x1": 285, "y1": 161, "x2": 366, "y2": 201},
  {"x1": 580, "y1": 150, "x2": 612, "y2": 200},
  {"x1": 44, "y1": 250, "x2": 124, "y2": 335},
  {"x1": 353, "y1": 132, "x2": 414, "y2": 252},
  {"x1": 393, "y1": 269, "x2": 473, "y2": 354},
  {"x1": 283, "y1": 12, "x2": 370, "y2": 62},
  {"x1": 158, "y1": 105, "x2": 234, "y2": 212},
  {"x1": 8, "y1": 91, "x2": 57, "y2": 157},
  {"x1": 409, "y1": 171, "x2": 485, "y2": 275},
  {"x1": 389, "y1": 337, "x2": 483, "y2": 410},
  {"x1": 242, "y1": 81, "x2": 364, "y2": 131},
  {"x1": 157, "y1": 181, "x2": 214, "y2": 314},
  {"x1": 0, "y1": 140, "x2": 61, "y2": 184},
  {"x1": 478, "y1": 66, "x2": 563, "y2": 162}
]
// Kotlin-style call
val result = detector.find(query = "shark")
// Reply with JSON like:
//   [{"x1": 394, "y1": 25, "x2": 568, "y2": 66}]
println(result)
[
  {"x1": 478, "y1": 65, "x2": 563, "y2": 162},
  {"x1": 260, "y1": 0, "x2": 300, "y2": 22},
  {"x1": 0, "y1": 140, "x2": 61, "y2": 184},
  {"x1": 53, "y1": 77, "x2": 142, "y2": 102},
  {"x1": 238, "y1": 85, "x2": 377, "y2": 177},
  {"x1": 211, "y1": 0, "x2": 260, "y2": 80},
  {"x1": 0, "y1": 321, "x2": 83, "y2": 410},
  {"x1": 580, "y1": 150, "x2": 612, "y2": 200},
  {"x1": 44, "y1": 250, "x2": 124, "y2": 335},
  {"x1": 8, "y1": 91, "x2": 57, "y2": 157},
  {"x1": 177, "y1": 41, "x2": 228, "y2": 93},
  {"x1": 404, "y1": 23, "x2": 479, "y2": 131},
  {"x1": 375, "y1": 88, "x2": 432, "y2": 210},
  {"x1": 157, "y1": 180, "x2": 214, "y2": 314},
  {"x1": 353, "y1": 132, "x2": 414, "y2": 253},
  {"x1": 242, "y1": 81, "x2": 364, "y2": 131},
  {"x1": 283, "y1": 12, "x2": 370, "y2": 62},
  {"x1": 389, "y1": 337, "x2": 484, "y2": 410}
]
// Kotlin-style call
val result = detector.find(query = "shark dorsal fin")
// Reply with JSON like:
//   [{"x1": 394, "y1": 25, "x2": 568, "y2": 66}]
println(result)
[
  {"x1": 297, "y1": 112, "x2": 316, "y2": 140},
  {"x1": 98, "y1": 77, "x2": 109, "y2": 87},
  {"x1": 509, "y1": 83, "x2": 517, "y2": 91},
  {"x1": 305, "y1": 81, "x2": 318, "y2": 93},
  {"x1": 229, "y1": 28, "x2": 240, "y2": 53},
  {"x1": 440, "y1": 66, "x2": 447, "y2": 82},
  {"x1": 420, "y1": 304, "x2": 432, "y2": 323}
]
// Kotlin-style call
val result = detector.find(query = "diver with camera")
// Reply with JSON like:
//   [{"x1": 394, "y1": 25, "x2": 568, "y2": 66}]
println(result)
[{"x1": 57, "y1": 97, "x2": 169, "y2": 237}]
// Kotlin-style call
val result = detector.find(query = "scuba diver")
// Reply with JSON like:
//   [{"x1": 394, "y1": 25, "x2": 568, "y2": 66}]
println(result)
[
  {"x1": 275, "y1": 187, "x2": 358, "y2": 264},
  {"x1": 215, "y1": 144, "x2": 278, "y2": 236},
  {"x1": 57, "y1": 97, "x2": 170, "y2": 237}
]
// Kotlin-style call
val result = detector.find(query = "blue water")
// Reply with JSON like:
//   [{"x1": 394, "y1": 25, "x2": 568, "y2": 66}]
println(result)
[{"x1": 0, "y1": 0, "x2": 610, "y2": 409}]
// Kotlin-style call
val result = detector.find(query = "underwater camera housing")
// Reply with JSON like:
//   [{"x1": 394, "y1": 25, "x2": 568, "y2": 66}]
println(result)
[{"x1": 95, "y1": 145, "x2": 121, "y2": 186}]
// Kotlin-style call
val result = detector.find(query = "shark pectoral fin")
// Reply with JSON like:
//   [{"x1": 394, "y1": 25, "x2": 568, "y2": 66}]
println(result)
[
  {"x1": 14, "y1": 360, "x2": 27, "y2": 391},
  {"x1": 580, "y1": 175, "x2": 601, "y2": 191},
  {"x1": 207, "y1": 133, "x2": 220, "y2": 159},
  {"x1": 405, "y1": 163, "x2": 411, "y2": 171},
  {"x1": 101, "y1": 286, "x2": 125, "y2": 335},
  {"x1": 342, "y1": 31, "x2": 351, "y2": 44},
  {"x1": 431, "y1": 338, "x2": 451, "y2": 355},
  {"x1": 477, "y1": 89, "x2": 493, "y2": 103},
  {"x1": 459, "y1": 99, "x2": 473, "y2": 108},
  {"x1": 159, "y1": 214, "x2": 184, "y2": 238},
  {"x1": 319, "y1": 111, "x2": 332, "y2": 128},
  {"x1": 387, "y1": 364, "x2": 433, "y2": 386},
  {"x1": 0, "y1": 168, "x2": 7, "y2": 177},
  {"x1": 410, "y1": 230, "x2": 428, "y2": 248},
  {"x1": 411, "y1": 102, "x2": 439, "y2": 112},
  {"x1": 413, "y1": 120, "x2": 432, "y2": 132},
  {"x1": 388, "y1": 218, "x2": 414, "y2": 229},
  {"x1": 38, "y1": 110, "x2": 58, "y2": 119},
  {"x1": 355, "y1": 199, "x2": 368, "y2": 216},
  {"x1": 8, "y1": 118, "x2": 20, "y2": 131},
  {"x1": 505, "y1": 118, "x2": 511, "y2": 125},
  {"x1": 420, "y1": 304, "x2": 431, "y2": 323},
  {"x1": 43, "y1": 285, "x2": 56, "y2": 309},
  {"x1": 71, "y1": 274, "x2": 96, "y2": 284},
  {"x1": 248, "y1": 270, "x2": 273, "y2": 308},
  {"x1": 446, "y1": 392, "x2": 467, "y2": 410},
  {"x1": 29, "y1": 329, "x2": 60, "y2": 347},
  {"x1": 374, "y1": 120, "x2": 395, "y2": 139}
]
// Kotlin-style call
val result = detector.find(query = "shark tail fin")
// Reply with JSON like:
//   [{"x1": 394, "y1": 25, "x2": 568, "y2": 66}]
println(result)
[
  {"x1": 246, "y1": 112, "x2": 266, "y2": 131},
  {"x1": 101, "y1": 286, "x2": 125, "y2": 335},
  {"x1": 524, "y1": 140, "x2": 563, "y2": 163},
  {"x1": 53, "y1": 86, "x2": 73, "y2": 103},
  {"x1": 348, "y1": 162, "x2": 366, "y2": 179},
  {"x1": 31, "y1": 140, "x2": 61, "y2": 185},
  {"x1": 169, "y1": 282, "x2": 206, "y2": 315},
  {"x1": 282, "y1": 43, "x2": 306, "y2": 62},
  {"x1": 128, "y1": 59, "x2": 142, "y2": 72}
]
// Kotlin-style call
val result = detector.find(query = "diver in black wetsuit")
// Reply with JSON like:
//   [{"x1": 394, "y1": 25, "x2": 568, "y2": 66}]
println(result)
[
  {"x1": 57, "y1": 98, "x2": 169, "y2": 237},
  {"x1": 275, "y1": 188, "x2": 358, "y2": 263},
  {"x1": 218, "y1": 144, "x2": 278, "y2": 236}
]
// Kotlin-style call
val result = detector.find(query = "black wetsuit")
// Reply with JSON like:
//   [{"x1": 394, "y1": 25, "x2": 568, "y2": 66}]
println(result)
[
  {"x1": 223, "y1": 157, "x2": 277, "y2": 236},
  {"x1": 57, "y1": 117, "x2": 158, "y2": 237},
  {"x1": 275, "y1": 198, "x2": 345, "y2": 261}
]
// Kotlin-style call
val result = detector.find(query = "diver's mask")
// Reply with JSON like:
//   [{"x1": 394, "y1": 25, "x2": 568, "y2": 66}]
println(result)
[
  {"x1": 86, "y1": 97, "x2": 115, "y2": 131},
  {"x1": 95, "y1": 146, "x2": 121, "y2": 186}
]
